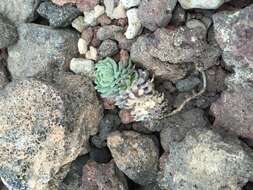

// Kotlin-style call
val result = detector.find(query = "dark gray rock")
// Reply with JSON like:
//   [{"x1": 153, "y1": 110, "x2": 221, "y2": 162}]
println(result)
[
  {"x1": 7, "y1": 23, "x2": 79, "y2": 79},
  {"x1": 59, "y1": 155, "x2": 89, "y2": 190},
  {"x1": 89, "y1": 147, "x2": 111, "y2": 163},
  {"x1": 0, "y1": 0, "x2": 40, "y2": 24},
  {"x1": 138, "y1": 0, "x2": 177, "y2": 31},
  {"x1": 98, "y1": 39, "x2": 118, "y2": 58},
  {"x1": 37, "y1": 1, "x2": 81, "y2": 28},
  {"x1": 0, "y1": 74, "x2": 103, "y2": 190},
  {"x1": 91, "y1": 113, "x2": 120, "y2": 148},
  {"x1": 0, "y1": 63, "x2": 8, "y2": 89},
  {"x1": 170, "y1": 4, "x2": 186, "y2": 26},
  {"x1": 0, "y1": 15, "x2": 18, "y2": 48},
  {"x1": 160, "y1": 108, "x2": 209, "y2": 152},
  {"x1": 158, "y1": 128, "x2": 253, "y2": 190},
  {"x1": 137, "y1": 183, "x2": 161, "y2": 190},
  {"x1": 176, "y1": 76, "x2": 201, "y2": 92},
  {"x1": 107, "y1": 131, "x2": 159, "y2": 185},
  {"x1": 131, "y1": 35, "x2": 187, "y2": 82},
  {"x1": 81, "y1": 160, "x2": 128, "y2": 190}
]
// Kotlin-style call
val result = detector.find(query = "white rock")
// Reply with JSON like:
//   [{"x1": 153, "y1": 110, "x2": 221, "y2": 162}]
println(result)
[
  {"x1": 121, "y1": 0, "x2": 141, "y2": 9},
  {"x1": 72, "y1": 16, "x2": 85, "y2": 32},
  {"x1": 112, "y1": 1, "x2": 126, "y2": 19},
  {"x1": 84, "y1": 10, "x2": 96, "y2": 26},
  {"x1": 94, "y1": 5, "x2": 105, "y2": 18},
  {"x1": 125, "y1": 8, "x2": 142, "y2": 39},
  {"x1": 104, "y1": 0, "x2": 115, "y2": 18},
  {"x1": 86, "y1": 46, "x2": 98, "y2": 61},
  {"x1": 70, "y1": 58, "x2": 95, "y2": 78},
  {"x1": 78, "y1": 38, "x2": 88, "y2": 55},
  {"x1": 178, "y1": 0, "x2": 230, "y2": 9}
]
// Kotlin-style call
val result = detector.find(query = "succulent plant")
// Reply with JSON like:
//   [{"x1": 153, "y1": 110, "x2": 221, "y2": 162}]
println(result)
[
  {"x1": 95, "y1": 57, "x2": 207, "y2": 123},
  {"x1": 95, "y1": 57, "x2": 138, "y2": 98},
  {"x1": 95, "y1": 57, "x2": 167, "y2": 123}
]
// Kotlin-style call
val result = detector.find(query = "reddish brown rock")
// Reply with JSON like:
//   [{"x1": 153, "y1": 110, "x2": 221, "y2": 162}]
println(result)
[
  {"x1": 81, "y1": 27, "x2": 94, "y2": 45},
  {"x1": 211, "y1": 86, "x2": 253, "y2": 139},
  {"x1": 81, "y1": 160, "x2": 128, "y2": 190}
]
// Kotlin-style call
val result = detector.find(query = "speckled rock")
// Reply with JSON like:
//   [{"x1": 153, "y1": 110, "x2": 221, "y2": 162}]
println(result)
[
  {"x1": 178, "y1": 0, "x2": 231, "y2": 9},
  {"x1": 211, "y1": 5, "x2": 253, "y2": 140},
  {"x1": 137, "y1": 183, "x2": 161, "y2": 190},
  {"x1": 51, "y1": 0, "x2": 76, "y2": 6},
  {"x1": 149, "y1": 23, "x2": 207, "y2": 63},
  {"x1": 0, "y1": 16, "x2": 18, "y2": 48},
  {"x1": 98, "y1": 39, "x2": 118, "y2": 58},
  {"x1": 81, "y1": 160, "x2": 128, "y2": 190},
  {"x1": 107, "y1": 131, "x2": 159, "y2": 185},
  {"x1": 160, "y1": 108, "x2": 209, "y2": 151},
  {"x1": 0, "y1": 74, "x2": 103, "y2": 190},
  {"x1": 7, "y1": 23, "x2": 79, "y2": 79},
  {"x1": 0, "y1": 0, "x2": 40, "y2": 23},
  {"x1": 37, "y1": 1, "x2": 81, "y2": 28},
  {"x1": 213, "y1": 5, "x2": 253, "y2": 73},
  {"x1": 131, "y1": 35, "x2": 187, "y2": 82},
  {"x1": 138, "y1": 0, "x2": 177, "y2": 31},
  {"x1": 158, "y1": 127, "x2": 253, "y2": 190}
]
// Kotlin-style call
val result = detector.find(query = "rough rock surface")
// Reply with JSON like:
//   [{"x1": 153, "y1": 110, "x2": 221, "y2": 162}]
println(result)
[
  {"x1": 158, "y1": 128, "x2": 253, "y2": 190},
  {"x1": 98, "y1": 39, "x2": 119, "y2": 58},
  {"x1": 0, "y1": 0, "x2": 40, "y2": 24},
  {"x1": 131, "y1": 35, "x2": 186, "y2": 82},
  {"x1": 96, "y1": 25, "x2": 124, "y2": 41},
  {"x1": 7, "y1": 23, "x2": 79, "y2": 79},
  {"x1": 138, "y1": 0, "x2": 176, "y2": 31},
  {"x1": 0, "y1": 74, "x2": 102, "y2": 190},
  {"x1": 0, "y1": 16, "x2": 18, "y2": 48},
  {"x1": 81, "y1": 160, "x2": 128, "y2": 190},
  {"x1": 211, "y1": 5, "x2": 253, "y2": 140},
  {"x1": 160, "y1": 108, "x2": 209, "y2": 151},
  {"x1": 178, "y1": 0, "x2": 231, "y2": 9},
  {"x1": 149, "y1": 25, "x2": 207, "y2": 63},
  {"x1": 107, "y1": 131, "x2": 159, "y2": 185},
  {"x1": 37, "y1": 1, "x2": 81, "y2": 28}
]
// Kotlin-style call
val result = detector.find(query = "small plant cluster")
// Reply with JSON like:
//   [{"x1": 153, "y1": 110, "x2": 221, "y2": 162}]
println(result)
[
  {"x1": 95, "y1": 57, "x2": 206, "y2": 123},
  {"x1": 95, "y1": 57, "x2": 167, "y2": 123}
]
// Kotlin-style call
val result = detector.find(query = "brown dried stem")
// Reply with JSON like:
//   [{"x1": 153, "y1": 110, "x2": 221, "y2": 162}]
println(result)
[{"x1": 160, "y1": 64, "x2": 207, "y2": 119}]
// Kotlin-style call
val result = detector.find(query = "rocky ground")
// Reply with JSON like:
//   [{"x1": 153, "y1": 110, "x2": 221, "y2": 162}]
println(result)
[{"x1": 0, "y1": 0, "x2": 252, "y2": 190}]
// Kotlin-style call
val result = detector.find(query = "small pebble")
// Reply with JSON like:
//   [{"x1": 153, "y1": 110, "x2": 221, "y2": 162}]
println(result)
[
  {"x1": 125, "y1": 8, "x2": 142, "y2": 39},
  {"x1": 94, "y1": 5, "x2": 105, "y2": 18},
  {"x1": 121, "y1": 0, "x2": 141, "y2": 9},
  {"x1": 104, "y1": 0, "x2": 115, "y2": 18},
  {"x1": 78, "y1": 38, "x2": 88, "y2": 55},
  {"x1": 70, "y1": 58, "x2": 95, "y2": 78},
  {"x1": 98, "y1": 39, "x2": 119, "y2": 58},
  {"x1": 81, "y1": 27, "x2": 94, "y2": 45},
  {"x1": 112, "y1": 1, "x2": 126, "y2": 19},
  {"x1": 97, "y1": 14, "x2": 112, "y2": 25},
  {"x1": 84, "y1": 10, "x2": 96, "y2": 26},
  {"x1": 86, "y1": 46, "x2": 98, "y2": 61},
  {"x1": 176, "y1": 76, "x2": 201, "y2": 92},
  {"x1": 72, "y1": 16, "x2": 85, "y2": 32}
]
